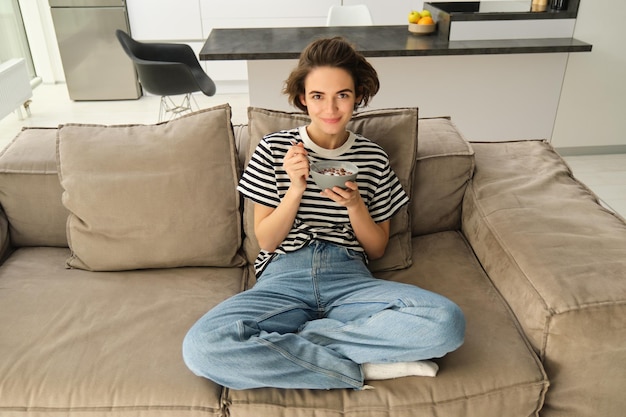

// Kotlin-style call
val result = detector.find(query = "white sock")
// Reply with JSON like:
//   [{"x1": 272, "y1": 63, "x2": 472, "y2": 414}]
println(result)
[{"x1": 362, "y1": 360, "x2": 439, "y2": 380}]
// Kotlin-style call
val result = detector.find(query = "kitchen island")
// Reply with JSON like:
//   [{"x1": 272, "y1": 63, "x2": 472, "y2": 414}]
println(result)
[{"x1": 200, "y1": 21, "x2": 591, "y2": 141}]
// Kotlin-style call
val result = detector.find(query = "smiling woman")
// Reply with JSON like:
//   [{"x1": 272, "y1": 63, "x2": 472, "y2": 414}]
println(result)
[{"x1": 182, "y1": 36, "x2": 465, "y2": 391}]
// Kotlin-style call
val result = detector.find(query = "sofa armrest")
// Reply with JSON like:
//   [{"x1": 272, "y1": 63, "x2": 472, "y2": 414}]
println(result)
[
  {"x1": 0, "y1": 128, "x2": 68, "y2": 248},
  {"x1": 462, "y1": 140, "x2": 626, "y2": 417}
]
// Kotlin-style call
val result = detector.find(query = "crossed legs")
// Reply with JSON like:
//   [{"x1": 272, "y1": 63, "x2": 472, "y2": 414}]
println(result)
[{"x1": 182, "y1": 243, "x2": 465, "y2": 390}]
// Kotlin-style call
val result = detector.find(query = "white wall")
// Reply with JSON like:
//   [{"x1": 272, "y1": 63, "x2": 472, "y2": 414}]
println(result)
[{"x1": 551, "y1": 0, "x2": 626, "y2": 151}]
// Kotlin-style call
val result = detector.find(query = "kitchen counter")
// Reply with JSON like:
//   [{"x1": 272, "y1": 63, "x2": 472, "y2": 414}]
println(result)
[
  {"x1": 198, "y1": 13, "x2": 592, "y2": 143},
  {"x1": 199, "y1": 25, "x2": 591, "y2": 61}
]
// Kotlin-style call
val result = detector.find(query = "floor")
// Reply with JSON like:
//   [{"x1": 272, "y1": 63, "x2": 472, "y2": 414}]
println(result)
[
  {"x1": 1, "y1": 83, "x2": 625, "y2": 218},
  {"x1": 560, "y1": 154, "x2": 626, "y2": 219}
]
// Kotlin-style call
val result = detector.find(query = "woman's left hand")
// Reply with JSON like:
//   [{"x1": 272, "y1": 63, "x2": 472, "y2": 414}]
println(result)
[
  {"x1": 321, "y1": 181, "x2": 361, "y2": 208},
  {"x1": 322, "y1": 181, "x2": 389, "y2": 260}
]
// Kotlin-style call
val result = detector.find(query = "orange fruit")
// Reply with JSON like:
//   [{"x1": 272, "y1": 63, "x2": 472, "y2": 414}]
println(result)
[{"x1": 417, "y1": 16, "x2": 434, "y2": 25}]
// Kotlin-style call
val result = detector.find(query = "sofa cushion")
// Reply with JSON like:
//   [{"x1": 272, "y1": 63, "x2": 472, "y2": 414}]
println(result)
[
  {"x1": 0, "y1": 247, "x2": 245, "y2": 416},
  {"x1": 57, "y1": 105, "x2": 245, "y2": 271},
  {"x1": 243, "y1": 107, "x2": 418, "y2": 273},
  {"x1": 412, "y1": 118, "x2": 474, "y2": 236},
  {"x1": 226, "y1": 231, "x2": 548, "y2": 417},
  {"x1": 0, "y1": 128, "x2": 68, "y2": 247}
]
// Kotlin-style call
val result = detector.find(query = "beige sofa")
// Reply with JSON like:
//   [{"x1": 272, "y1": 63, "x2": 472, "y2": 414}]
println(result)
[{"x1": 0, "y1": 105, "x2": 624, "y2": 417}]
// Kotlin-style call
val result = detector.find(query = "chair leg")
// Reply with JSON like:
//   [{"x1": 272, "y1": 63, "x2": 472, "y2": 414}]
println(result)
[{"x1": 158, "y1": 93, "x2": 200, "y2": 122}]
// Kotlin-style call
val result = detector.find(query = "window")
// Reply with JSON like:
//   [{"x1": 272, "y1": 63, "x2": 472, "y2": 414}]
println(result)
[{"x1": 0, "y1": 0, "x2": 36, "y2": 79}]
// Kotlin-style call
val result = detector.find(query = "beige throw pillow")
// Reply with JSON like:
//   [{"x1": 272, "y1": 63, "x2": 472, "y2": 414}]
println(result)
[
  {"x1": 57, "y1": 105, "x2": 245, "y2": 271},
  {"x1": 244, "y1": 107, "x2": 418, "y2": 272}
]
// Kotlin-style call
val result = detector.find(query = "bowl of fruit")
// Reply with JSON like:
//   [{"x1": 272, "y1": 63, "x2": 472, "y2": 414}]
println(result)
[
  {"x1": 408, "y1": 9, "x2": 436, "y2": 35},
  {"x1": 310, "y1": 161, "x2": 358, "y2": 191}
]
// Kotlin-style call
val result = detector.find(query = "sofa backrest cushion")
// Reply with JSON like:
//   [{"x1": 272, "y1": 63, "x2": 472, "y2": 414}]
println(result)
[
  {"x1": 243, "y1": 107, "x2": 418, "y2": 273},
  {"x1": 56, "y1": 104, "x2": 245, "y2": 271},
  {"x1": 412, "y1": 118, "x2": 474, "y2": 236},
  {"x1": 0, "y1": 128, "x2": 69, "y2": 247}
]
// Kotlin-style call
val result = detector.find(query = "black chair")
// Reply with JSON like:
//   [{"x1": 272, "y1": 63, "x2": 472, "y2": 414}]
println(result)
[{"x1": 115, "y1": 30, "x2": 216, "y2": 122}]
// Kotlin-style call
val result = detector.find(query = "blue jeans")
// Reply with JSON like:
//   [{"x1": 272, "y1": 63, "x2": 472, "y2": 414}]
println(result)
[{"x1": 182, "y1": 242, "x2": 465, "y2": 390}]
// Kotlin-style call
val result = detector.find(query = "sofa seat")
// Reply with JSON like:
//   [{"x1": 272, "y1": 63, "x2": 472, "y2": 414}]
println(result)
[
  {"x1": 0, "y1": 247, "x2": 245, "y2": 416},
  {"x1": 226, "y1": 231, "x2": 548, "y2": 417}
]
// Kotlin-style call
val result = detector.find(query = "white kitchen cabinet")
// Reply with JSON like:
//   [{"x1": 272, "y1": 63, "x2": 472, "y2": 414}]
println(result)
[
  {"x1": 126, "y1": 0, "x2": 202, "y2": 41},
  {"x1": 199, "y1": 0, "x2": 336, "y2": 36},
  {"x1": 344, "y1": 0, "x2": 413, "y2": 25}
]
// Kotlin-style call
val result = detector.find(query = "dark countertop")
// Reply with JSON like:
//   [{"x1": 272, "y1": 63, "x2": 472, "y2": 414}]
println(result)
[{"x1": 199, "y1": 25, "x2": 592, "y2": 61}]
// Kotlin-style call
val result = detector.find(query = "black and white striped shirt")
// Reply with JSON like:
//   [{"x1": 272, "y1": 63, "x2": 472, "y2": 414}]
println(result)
[{"x1": 238, "y1": 126, "x2": 408, "y2": 277}]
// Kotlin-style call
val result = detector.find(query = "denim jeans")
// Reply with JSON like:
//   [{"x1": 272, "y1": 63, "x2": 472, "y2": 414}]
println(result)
[{"x1": 182, "y1": 241, "x2": 465, "y2": 390}]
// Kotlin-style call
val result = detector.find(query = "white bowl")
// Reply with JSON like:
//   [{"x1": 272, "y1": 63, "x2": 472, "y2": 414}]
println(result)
[
  {"x1": 408, "y1": 22, "x2": 436, "y2": 35},
  {"x1": 310, "y1": 161, "x2": 358, "y2": 191}
]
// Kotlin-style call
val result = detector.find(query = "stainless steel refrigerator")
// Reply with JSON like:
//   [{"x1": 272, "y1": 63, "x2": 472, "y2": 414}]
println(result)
[{"x1": 50, "y1": 0, "x2": 141, "y2": 100}]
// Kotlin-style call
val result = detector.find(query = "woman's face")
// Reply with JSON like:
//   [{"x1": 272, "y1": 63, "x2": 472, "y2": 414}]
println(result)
[{"x1": 299, "y1": 66, "x2": 360, "y2": 144}]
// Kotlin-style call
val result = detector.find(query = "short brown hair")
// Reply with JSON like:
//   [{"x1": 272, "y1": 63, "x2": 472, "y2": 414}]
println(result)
[{"x1": 283, "y1": 37, "x2": 380, "y2": 112}]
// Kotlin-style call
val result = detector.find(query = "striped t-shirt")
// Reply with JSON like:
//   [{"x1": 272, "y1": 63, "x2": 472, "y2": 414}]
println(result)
[{"x1": 237, "y1": 126, "x2": 409, "y2": 277}]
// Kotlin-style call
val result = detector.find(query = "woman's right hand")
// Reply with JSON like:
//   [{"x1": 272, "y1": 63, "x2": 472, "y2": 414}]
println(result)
[
  {"x1": 283, "y1": 142, "x2": 309, "y2": 193},
  {"x1": 255, "y1": 141, "x2": 308, "y2": 251},
  {"x1": 255, "y1": 141, "x2": 309, "y2": 252}
]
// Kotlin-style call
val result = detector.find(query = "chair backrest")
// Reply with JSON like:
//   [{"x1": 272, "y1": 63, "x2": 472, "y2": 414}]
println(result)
[
  {"x1": 115, "y1": 30, "x2": 206, "y2": 97},
  {"x1": 326, "y1": 5, "x2": 373, "y2": 26}
]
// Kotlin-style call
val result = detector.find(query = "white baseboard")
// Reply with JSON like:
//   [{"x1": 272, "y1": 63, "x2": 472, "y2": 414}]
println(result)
[{"x1": 556, "y1": 145, "x2": 626, "y2": 156}]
